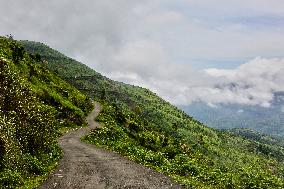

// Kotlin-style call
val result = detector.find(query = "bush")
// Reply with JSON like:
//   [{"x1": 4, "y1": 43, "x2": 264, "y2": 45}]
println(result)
[
  {"x1": 0, "y1": 169, "x2": 22, "y2": 189},
  {"x1": 24, "y1": 154, "x2": 46, "y2": 175}
]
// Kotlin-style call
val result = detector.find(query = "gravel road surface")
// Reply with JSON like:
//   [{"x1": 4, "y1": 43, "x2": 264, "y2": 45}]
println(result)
[{"x1": 39, "y1": 102, "x2": 182, "y2": 189}]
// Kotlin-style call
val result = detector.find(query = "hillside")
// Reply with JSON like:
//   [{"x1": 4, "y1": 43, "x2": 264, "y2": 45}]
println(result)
[
  {"x1": 0, "y1": 37, "x2": 92, "y2": 188},
  {"x1": 228, "y1": 128, "x2": 284, "y2": 148},
  {"x1": 20, "y1": 40, "x2": 284, "y2": 188}
]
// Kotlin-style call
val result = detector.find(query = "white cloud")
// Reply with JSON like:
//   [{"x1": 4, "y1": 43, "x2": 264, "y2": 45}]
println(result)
[
  {"x1": 2, "y1": 0, "x2": 284, "y2": 69},
  {"x1": 205, "y1": 57, "x2": 284, "y2": 107},
  {"x1": 0, "y1": 1, "x2": 284, "y2": 107},
  {"x1": 108, "y1": 56, "x2": 284, "y2": 107},
  {"x1": 183, "y1": 0, "x2": 284, "y2": 17}
]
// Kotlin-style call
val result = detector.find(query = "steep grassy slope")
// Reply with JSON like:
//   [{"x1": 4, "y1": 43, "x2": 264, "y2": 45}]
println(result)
[
  {"x1": 21, "y1": 40, "x2": 284, "y2": 188},
  {"x1": 0, "y1": 37, "x2": 92, "y2": 188}
]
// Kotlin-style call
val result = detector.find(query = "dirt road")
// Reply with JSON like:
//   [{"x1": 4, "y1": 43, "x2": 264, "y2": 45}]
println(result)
[{"x1": 39, "y1": 102, "x2": 182, "y2": 189}]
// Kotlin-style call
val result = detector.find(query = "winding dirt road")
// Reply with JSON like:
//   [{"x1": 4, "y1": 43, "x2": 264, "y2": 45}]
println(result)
[{"x1": 39, "y1": 102, "x2": 182, "y2": 189}]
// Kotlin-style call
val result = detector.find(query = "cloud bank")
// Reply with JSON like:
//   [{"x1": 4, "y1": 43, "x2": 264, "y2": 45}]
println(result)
[
  {"x1": 205, "y1": 57, "x2": 284, "y2": 107},
  {"x1": 0, "y1": 0, "x2": 284, "y2": 107},
  {"x1": 110, "y1": 55, "x2": 284, "y2": 107}
]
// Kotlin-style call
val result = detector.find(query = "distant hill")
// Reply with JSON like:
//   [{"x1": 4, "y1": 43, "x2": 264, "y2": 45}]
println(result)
[
  {"x1": 181, "y1": 93, "x2": 284, "y2": 137},
  {"x1": 0, "y1": 37, "x2": 92, "y2": 188},
  {"x1": 228, "y1": 128, "x2": 284, "y2": 148},
  {"x1": 19, "y1": 40, "x2": 284, "y2": 188}
]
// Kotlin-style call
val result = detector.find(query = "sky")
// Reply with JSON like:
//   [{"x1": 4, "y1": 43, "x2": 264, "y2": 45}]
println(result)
[{"x1": 0, "y1": 0, "x2": 284, "y2": 108}]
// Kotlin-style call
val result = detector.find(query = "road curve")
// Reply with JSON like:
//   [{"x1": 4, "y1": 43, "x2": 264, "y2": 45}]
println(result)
[{"x1": 39, "y1": 102, "x2": 182, "y2": 189}]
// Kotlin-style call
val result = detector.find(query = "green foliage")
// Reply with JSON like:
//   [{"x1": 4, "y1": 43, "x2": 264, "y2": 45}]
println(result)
[
  {"x1": 83, "y1": 104, "x2": 284, "y2": 188},
  {"x1": 23, "y1": 154, "x2": 46, "y2": 175},
  {"x1": 0, "y1": 169, "x2": 22, "y2": 189},
  {"x1": 21, "y1": 39, "x2": 284, "y2": 188},
  {"x1": 0, "y1": 36, "x2": 92, "y2": 188}
]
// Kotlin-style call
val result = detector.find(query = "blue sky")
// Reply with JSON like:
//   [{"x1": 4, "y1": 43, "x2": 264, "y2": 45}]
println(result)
[{"x1": 0, "y1": 0, "x2": 284, "y2": 107}]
